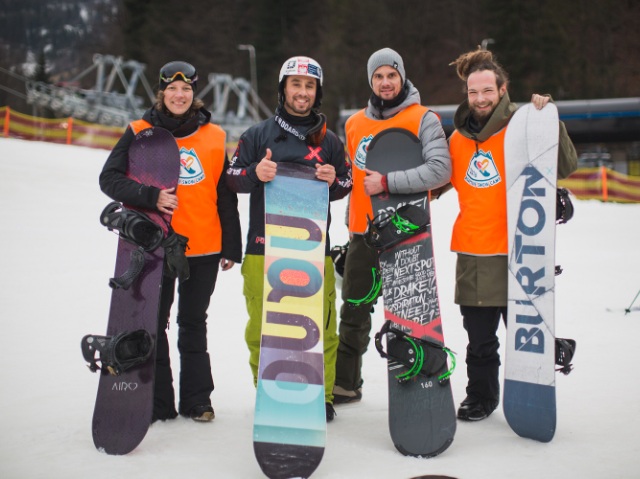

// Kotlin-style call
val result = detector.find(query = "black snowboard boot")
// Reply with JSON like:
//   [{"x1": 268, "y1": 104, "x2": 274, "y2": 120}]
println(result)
[
  {"x1": 457, "y1": 396, "x2": 498, "y2": 422},
  {"x1": 181, "y1": 404, "x2": 215, "y2": 422},
  {"x1": 325, "y1": 403, "x2": 336, "y2": 422},
  {"x1": 333, "y1": 384, "x2": 363, "y2": 405}
]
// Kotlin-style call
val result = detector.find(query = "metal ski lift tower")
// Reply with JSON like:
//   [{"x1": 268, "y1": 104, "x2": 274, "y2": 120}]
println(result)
[
  {"x1": 25, "y1": 54, "x2": 155, "y2": 126},
  {"x1": 23, "y1": 54, "x2": 270, "y2": 135},
  {"x1": 196, "y1": 72, "x2": 271, "y2": 141}
]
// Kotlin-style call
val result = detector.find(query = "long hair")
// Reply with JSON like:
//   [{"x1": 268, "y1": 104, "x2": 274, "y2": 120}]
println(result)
[{"x1": 449, "y1": 47, "x2": 509, "y2": 92}]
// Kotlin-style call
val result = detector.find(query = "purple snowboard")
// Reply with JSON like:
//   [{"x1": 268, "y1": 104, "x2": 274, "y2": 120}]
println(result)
[{"x1": 91, "y1": 127, "x2": 179, "y2": 455}]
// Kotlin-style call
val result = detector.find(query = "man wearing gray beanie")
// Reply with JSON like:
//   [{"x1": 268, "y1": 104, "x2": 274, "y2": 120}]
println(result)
[
  {"x1": 333, "y1": 48, "x2": 452, "y2": 404},
  {"x1": 366, "y1": 47, "x2": 406, "y2": 88}
]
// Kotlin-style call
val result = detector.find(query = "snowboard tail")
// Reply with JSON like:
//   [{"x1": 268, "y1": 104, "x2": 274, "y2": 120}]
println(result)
[
  {"x1": 504, "y1": 380, "x2": 556, "y2": 442},
  {"x1": 92, "y1": 241, "x2": 164, "y2": 454},
  {"x1": 254, "y1": 443, "x2": 324, "y2": 479}
]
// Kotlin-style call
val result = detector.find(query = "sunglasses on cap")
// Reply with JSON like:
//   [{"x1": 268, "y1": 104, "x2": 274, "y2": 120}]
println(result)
[{"x1": 159, "y1": 61, "x2": 198, "y2": 84}]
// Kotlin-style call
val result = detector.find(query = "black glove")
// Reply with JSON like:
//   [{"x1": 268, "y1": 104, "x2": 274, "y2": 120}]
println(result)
[{"x1": 162, "y1": 230, "x2": 190, "y2": 281}]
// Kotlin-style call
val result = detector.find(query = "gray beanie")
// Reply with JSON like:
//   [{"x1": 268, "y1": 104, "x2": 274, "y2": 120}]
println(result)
[{"x1": 367, "y1": 48, "x2": 405, "y2": 88}]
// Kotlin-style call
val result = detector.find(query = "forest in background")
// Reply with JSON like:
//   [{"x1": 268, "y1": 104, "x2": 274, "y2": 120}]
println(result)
[{"x1": 1, "y1": 0, "x2": 639, "y2": 127}]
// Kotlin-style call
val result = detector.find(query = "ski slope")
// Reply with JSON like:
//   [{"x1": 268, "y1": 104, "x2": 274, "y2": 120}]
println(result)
[{"x1": 1, "y1": 137, "x2": 638, "y2": 479}]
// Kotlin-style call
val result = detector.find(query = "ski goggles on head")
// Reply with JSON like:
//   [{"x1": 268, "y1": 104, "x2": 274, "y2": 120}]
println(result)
[{"x1": 159, "y1": 61, "x2": 198, "y2": 85}]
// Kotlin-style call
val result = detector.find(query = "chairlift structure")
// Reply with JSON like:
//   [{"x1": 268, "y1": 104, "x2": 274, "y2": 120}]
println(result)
[{"x1": 22, "y1": 54, "x2": 269, "y2": 135}]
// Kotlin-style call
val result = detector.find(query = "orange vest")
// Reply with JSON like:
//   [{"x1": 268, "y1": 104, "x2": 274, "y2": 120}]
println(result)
[
  {"x1": 449, "y1": 127, "x2": 508, "y2": 255},
  {"x1": 345, "y1": 104, "x2": 428, "y2": 234},
  {"x1": 130, "y1": 120, "x2": 226, "y2": 257}
]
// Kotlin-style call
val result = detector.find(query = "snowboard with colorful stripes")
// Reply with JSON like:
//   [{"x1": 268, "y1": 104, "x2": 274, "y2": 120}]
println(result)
[{"x1": 253, "y1": 162, "x2": 329, "y2": 478}]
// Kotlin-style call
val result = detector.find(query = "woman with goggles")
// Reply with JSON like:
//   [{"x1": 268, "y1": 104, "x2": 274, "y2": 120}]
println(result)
[{"x1": 100, "y1": 60, "x2": 242, "y2": 423}]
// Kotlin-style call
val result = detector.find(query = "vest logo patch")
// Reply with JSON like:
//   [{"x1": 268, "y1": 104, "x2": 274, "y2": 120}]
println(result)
[
  {"x1": 354, "y1": 134, "x2": 373, "y2": 170},
  {"x1": 179, "y1": 147, "x2": 205, "y2": 185},
  {"x1": 464, "y1": 149, "x2": 501, "y2": 188}
]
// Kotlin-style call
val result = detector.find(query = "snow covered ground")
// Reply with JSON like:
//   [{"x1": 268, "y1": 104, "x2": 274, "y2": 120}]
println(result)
[{"x1": 1, "y1": 137, "x2": 638, "y2": 479}]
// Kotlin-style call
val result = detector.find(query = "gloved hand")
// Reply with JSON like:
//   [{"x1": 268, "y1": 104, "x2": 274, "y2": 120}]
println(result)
[{"x1": 162, "y1": 230, "x2": 190, "y2": 280}]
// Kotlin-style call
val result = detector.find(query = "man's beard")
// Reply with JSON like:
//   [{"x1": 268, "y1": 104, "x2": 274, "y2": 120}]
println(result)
[
  {"x1": 285, "y1": 97, "x2": 312, "y2": 117},
  {"x1": 469, "y1": 94, "x2": 502, "y2": 128},
  {"x1": 470, "y1": 108, "x2": 492, "y2": 129}
]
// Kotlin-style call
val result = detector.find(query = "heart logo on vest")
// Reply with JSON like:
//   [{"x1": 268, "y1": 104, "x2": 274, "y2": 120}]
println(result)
[
  {"x1": 465, "y1": 149, "x2": 501, "y2": 188},
  {"x1": 179, "y1": 147, "x2": 205, "y2": 185}
]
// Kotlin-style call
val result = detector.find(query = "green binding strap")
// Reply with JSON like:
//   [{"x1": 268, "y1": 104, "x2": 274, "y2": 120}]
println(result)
[
  {"x1": 346, "y1": 267, "x2": 382, "y2": 306},
  {"x1": 391, "y1": 211, "x2": 421, "y2": 234},
  {"x1": 438, "y1": 347, "x2": 456, "y2": 382},
  {"x1": 395, "y1": 336, "x2": 424, "y2": 382},
  {"x1": 395, "y1": 338, "x2": 457, "y2": 384}
]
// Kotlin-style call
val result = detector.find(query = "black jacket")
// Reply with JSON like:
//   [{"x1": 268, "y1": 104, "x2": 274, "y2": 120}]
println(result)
[
  {"x1": 99, "y1": 106, "x2": 242, "y2": 263},
  {"x1": 226, "y1": 112, "x2": 352, "y2": 256}
]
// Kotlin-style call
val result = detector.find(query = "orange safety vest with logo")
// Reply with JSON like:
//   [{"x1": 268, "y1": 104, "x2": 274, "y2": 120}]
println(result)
[
  {"x1": 130, "y1": 119, "x2": 226, "y2": 257},
  {"x1": 345, "y1": 104, "x2": 428, "y2": 234},
  {"x1": 449, "y1": 126, "x2": 508, "y2": 256}
]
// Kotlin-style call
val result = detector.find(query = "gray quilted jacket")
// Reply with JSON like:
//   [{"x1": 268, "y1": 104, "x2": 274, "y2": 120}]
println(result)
[{"x1": 363, "y1": 81, "x2": 452, "y2": 193}]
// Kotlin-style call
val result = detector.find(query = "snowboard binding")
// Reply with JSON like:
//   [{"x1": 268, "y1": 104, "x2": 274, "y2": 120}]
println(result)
[
  {"x1": 375, "y1": 320, "x2": 456, "y2": 385},
  {"x1": 100, "y1": 202, "x2": 190, "y2": 288},
  {"x1": 101, "y1": 201, "x2": 163, "y2": 289},
  {"x1": 100, "y1": 201, "x2": 164, "y2": 251},
  {"x1": 556, "y1": 187, "x2": 574, "y2": 225},
  {"x1": 81, "y1": 330, "x2": 154, "y2": 376},
  {"x1": 555, "y1": 338, "x2": 576, "y2": 375},
  {"x1": 364, "y1": 203, "x2": 430, "y2": 252},
  {"x1": 330, "y1": 241, "x2": 349, "y2": 277},
  {"x1": 553, "y1": 188, "x2": 574, "y2": 276}
]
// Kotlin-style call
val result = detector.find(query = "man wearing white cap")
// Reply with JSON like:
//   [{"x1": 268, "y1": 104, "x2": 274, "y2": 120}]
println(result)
[{"x1": 334, "y1": 48, "x2": 452, "y2": 404}]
